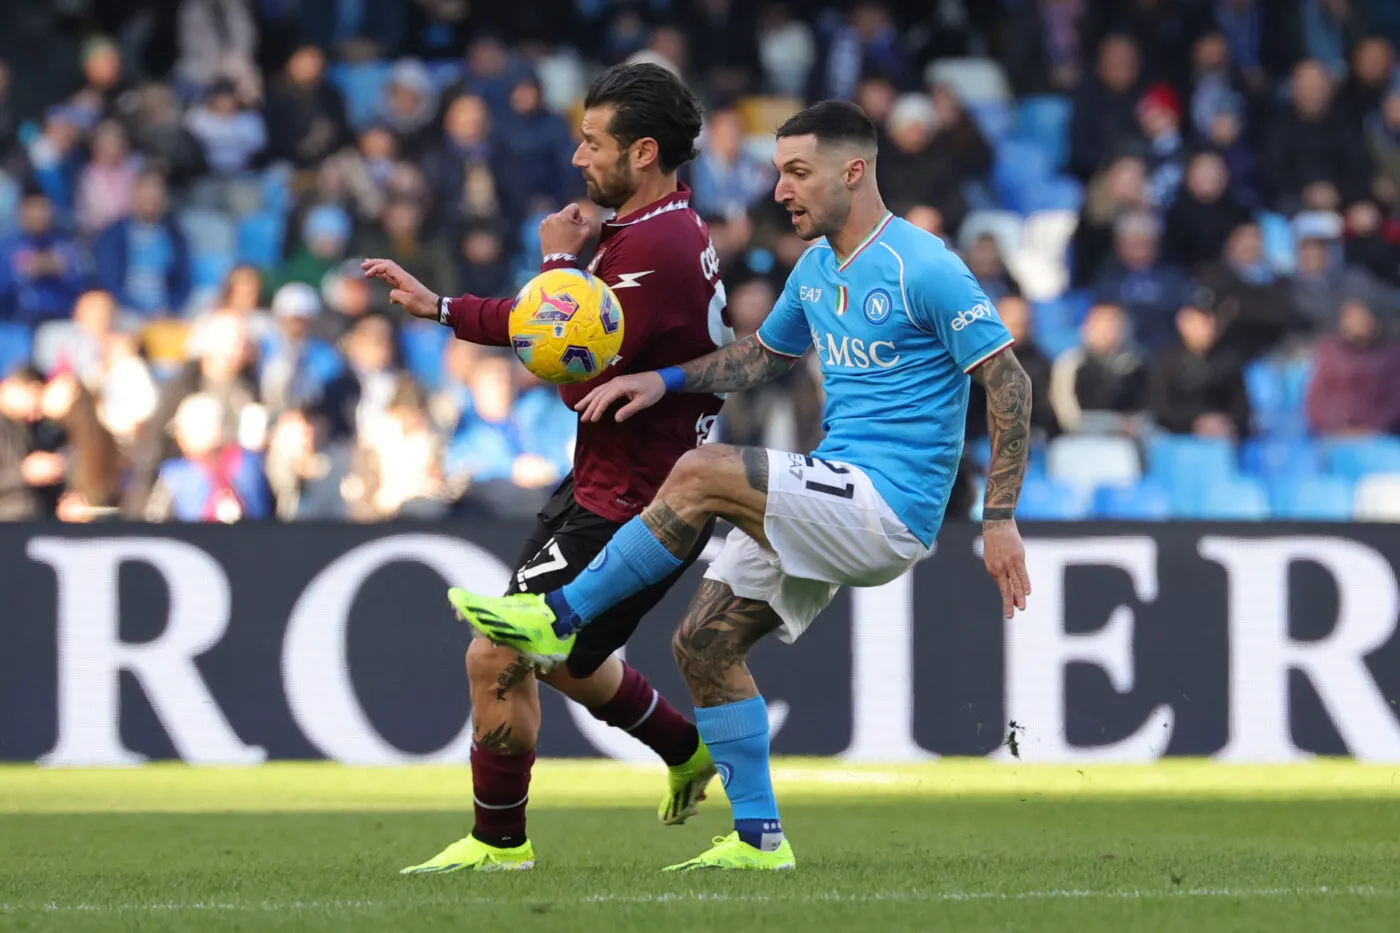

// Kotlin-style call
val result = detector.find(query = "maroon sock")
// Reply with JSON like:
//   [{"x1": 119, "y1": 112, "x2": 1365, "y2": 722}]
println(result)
[
  {"x1": 590, "y1": 663, "x2": 700, "y2": 767},
  {"x1": 470, "y1": 745, "x2": 534, "y2": 848}
]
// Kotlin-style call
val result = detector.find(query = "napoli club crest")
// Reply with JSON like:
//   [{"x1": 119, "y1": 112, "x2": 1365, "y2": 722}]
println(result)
[{"x1": 863, "y1": 288, "x2": 893, "y2": 325}]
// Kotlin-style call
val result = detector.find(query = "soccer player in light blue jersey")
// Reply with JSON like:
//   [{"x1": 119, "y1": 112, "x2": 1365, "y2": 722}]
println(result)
[{"x1": 451, "y1": 100, "x2": 1033, "y2": 871}]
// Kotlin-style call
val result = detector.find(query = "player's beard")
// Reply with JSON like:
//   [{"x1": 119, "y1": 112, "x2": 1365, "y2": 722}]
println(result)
[
  {"x1": 584, "y1": 161, "x2": 636, "y2": 211},
  {"x1": 797, "y1": 180, "x2": 853, "y2": 241}
]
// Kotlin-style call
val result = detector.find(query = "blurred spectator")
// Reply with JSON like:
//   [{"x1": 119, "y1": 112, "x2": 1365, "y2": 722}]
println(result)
[
  {"x1": 94, "y1": 170, "x2": 192, "y2": 318},
  {"x1": 145, "y1": 391, "x2": 271, "y2": 522},
  {"x1": 269, "y1": 204, "x2": 354, "y2": 294},
  {"x1": 0, "y1": 192, "x2": 90, "y2": 325},
  {"x1": 346, "y1": 377, "x2": 446, "y2": 521},
  {"x1": 175, "y1": 0, "x2": 260, "y2": 103},
  {"x1": 1069, "y1": 34, "x2": 1144, "y2": 180},
  {"x1": 321, "y1": 312, "x2": 401, "y2": 442},
  {"x1": 319, "y1": 259, "x2": 384, "y2": 341},
  {"x1": 300, "y1": 0, "x2": 408, "y2": 62},
  {"x1": 377, "y1": 59, "x2": 440, "y2": 158},
  {"x1": 691, "y1": 107, "x2": 774, "y2": 219},
  {"x1": 264, "y1": 406, "x2": 352, "y2": 520},
  {"x1": 76, "y1": 121, "x2": 141, "y2": 238},
  {"x1": 498, "y1": 76, "x2": 580, "y2": 217},
  {"x1": 1298, "y1": 0, "x2": 1371, "y2": 81},
  {"x1": 1263, "y1": 60, "x2": 1370, "y2": 214},
  {"x1": 352, "y1": 197, "x2": 457, "y2": 300},
  {"x1": 126, "y1": 82, "x2": 207, "y2": 188},
  {"x1": 1002, "y1": 0, "x2": 1086, "y2": 96},
  {"x1": 70, "y1": 37, "x2": 129, "y2": 126},
  {"x1": 1214, "y1": 0, "x2": 1279, "y2": 96},
  {"x1": 965, "y1": 296, "x2": 1058, "y2": 441},
  {"x1": 1146, "y1": 302, "x2": 1252, "y2": 438},
  {"x1": 854, "y1": 76, "x2": 897, "y2": 131},
  {"x1": 821, "y1": 2, "x2": 909, "y2": 102},
  {"x1": 0, "y1": 366, "x2": 64, "y2": 520},
  {"x1": 903, "y1": 204, "x2": 945, "y2": 239},
  {"x1": 1162, "y1": 151, "x2": 1250, "y2": 271},
  {"x1": 422, "y1": 94, "x2": 518, "y2": 230},
  {"x1": 447, "y1": 352, "x2": 569, "y2": 491},
  {"x1": 685, "y1": 0, "x2": 760, "y2": 99},
  {"x1": 26, "y1": 107, "x2": 86, "y2": 213},
  {"x1": 260, "y1": 282, "x2": 343, "y2": 420},
  {"x1": 185, "y1": 78, "x2": 267, "y2": 176},
  {"x1": 1081, "y1": 0, "x2": 1210, "y2": 90},
  {"x1": 51, "y1": 289, "x2": 118, "y2": 390},
  {"x1": 445, "y1": 35, "x2": 534, "y2": 119},
  {"x1": 1072, "y1": 155, "x2": 1149, "y2": 286},
  {"x1": 881, "y1": 94, "x2": 968, "y2": 235},
  {"x1": 93, "y1": 327, "x2": 159, "y2": 448},
  {"x1": 1188, "y1": 33, "x2": 1243, "y2": 143},
  {"x1": 1366, "y1": 87, "x2": 1400, "y2": 203},
  {"x1": 927, "y1": 84, "x2": 994, "y2": 192},
  {"x1": 263, "y1": 45, "x2": 349, "y2": 170},
  {"x1": 757, "y1": 4, "x2": 817, "y2": 98},
  {"x1": 0, "y1": 59, "x2": 15, "y2": 161},
  {"x1": 123, "y1": 308, "x2": 260, "y2": 514},
  {"x1": 1306, "y1": 297, "x2": 1400, "y2": 435},
  {"x1": 41, "y1": 372, "x2": 122, "y2": 522},
  {"x1": 1288, "y1": 210, "x2": 1396, "y2": 332},
  {"x1": 1131, "y1": 83, "x2": 1186, "y2": 209},
  {"x1": 1339, "y1": 36, "x2": 1396, "y2": 123},
  {"x1": 1343, "y1": 200, "x2": 1400, "y2": 285},
  {"x1": 1091, "y1": 210, "x2": 1194, "y2": 351},
  {"x1": 1049, "y1": 302, "x2": 1149, "y2": 433},
  {"x1": 964, "y1": 233, "x2": 1022, "y2": 303},
  {"x1": 456, "y1": 222, "x2": 511, "y2": 297},
  {"x1": 1196, "y1": 223, "x2": 1298, "y2": 364},
  {"x1": 1202, "y1": 96, "x2": 1258, "y2": 208}
]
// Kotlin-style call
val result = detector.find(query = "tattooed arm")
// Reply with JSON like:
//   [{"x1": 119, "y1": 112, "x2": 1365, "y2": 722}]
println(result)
[
  {"x1": 575, "y1": 334, "x2": 801, "y2": 423},
  {"x1": 970, "y1": 348, "x2": 1033, "y2": 619}
]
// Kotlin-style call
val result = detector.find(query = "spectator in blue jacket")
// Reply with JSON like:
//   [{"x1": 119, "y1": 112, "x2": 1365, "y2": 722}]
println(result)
[
  {"x1": 145, "y1": 391, "x2": 272, "y2": 523},
  {"x1": 691, "y1": 107, "x2": 774, "y2": 219},
  {"x1": 446, "y1": 351, "x2": 573, "y2": 488},
  {"x1": 94, "y1": 170, "x2": 192, "y2": 318},
  {"x1": 497, "y1": 75, "x2": 583, "y2": 218},
  {"x1": 0, "y1": 192, "x2": 90, "y2": 325},
  {"x1": 1092, "y1": 209, "x2": 1194, "y2": 352}
]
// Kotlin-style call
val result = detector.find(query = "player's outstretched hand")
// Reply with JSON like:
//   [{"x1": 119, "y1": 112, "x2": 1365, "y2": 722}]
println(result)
[
  {"x1": 539, "y1": 203, "x2": 592, "y2": 259},
  {"x1": 982, "y1": 518, "x2": 1031, "y2": 619},
  {"x1": 575, "y1": 372, "x2": 666, "y2": 423},
  {"x1": 361, "y1": 257, "x2": 439, "y2": 319}
]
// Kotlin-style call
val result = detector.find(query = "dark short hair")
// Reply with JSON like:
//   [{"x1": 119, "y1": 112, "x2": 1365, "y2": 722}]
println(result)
[
  {"x1": 776, "y1": 100, "x2": 878, "y2": 151},
  {"x1": 584, "y1": 63, "x2": 703, "y2": 173}
]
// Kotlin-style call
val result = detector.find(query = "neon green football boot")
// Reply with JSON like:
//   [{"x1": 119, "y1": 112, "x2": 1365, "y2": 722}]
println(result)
[
  {"x1": 662, "y1": 831, "x2": 796, "y2": 872},
  {"x1": 447, "y1": 588, "x2": 574, "y2": 670},
  {"x1": 659, "y1": 741, "x2": 717, "y2": 825},
  {"x1": 400, "y1": 834, "x2": 535, "y2": 874}
]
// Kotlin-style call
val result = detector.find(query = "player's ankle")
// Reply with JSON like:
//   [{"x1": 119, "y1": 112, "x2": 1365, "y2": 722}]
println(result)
[{"x1": 470, "y1": 827, "x2": 526, "y2": 849}]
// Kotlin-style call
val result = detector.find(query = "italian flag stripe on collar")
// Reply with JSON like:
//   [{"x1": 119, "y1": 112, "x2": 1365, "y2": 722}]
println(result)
[
  {"x1": 837, "y1": 212, "x2": 895, "y2": 272},
  {"x1": 835, "y1": 285, "x2": 849, "y2": 315}
]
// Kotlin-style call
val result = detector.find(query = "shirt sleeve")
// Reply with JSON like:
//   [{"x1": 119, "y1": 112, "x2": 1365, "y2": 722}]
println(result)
[
  {"x1": 444, "y1": 255, "x2": 579, "y2": 347},
  {"x1": 910, "y1": 264, "x2": 1014, "y2": 373},
  {"x1": 755, "y1": 269, "x2": 811, "y2": 358}
]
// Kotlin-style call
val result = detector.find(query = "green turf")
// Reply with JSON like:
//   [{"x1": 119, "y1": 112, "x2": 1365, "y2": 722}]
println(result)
[{"x1": 1, "y1": 761, "x2": 1398, "y2": 932}]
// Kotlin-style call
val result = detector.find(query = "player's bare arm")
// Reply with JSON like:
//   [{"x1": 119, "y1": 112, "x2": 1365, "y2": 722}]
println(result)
[
  {"x1": 574, "y1": 335, "x2": 800, "y2": 423},
  {"x1": 970, "y1": 348, "x2": 1033, "y2": 619},
  {"x1": 672, "y1": 580, "x2": 783, "y2": 707}
]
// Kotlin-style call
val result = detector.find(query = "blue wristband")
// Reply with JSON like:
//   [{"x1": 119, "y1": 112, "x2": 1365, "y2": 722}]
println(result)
[{"x1": 658, "y1": 366, "x2": 686, "y2": 393}]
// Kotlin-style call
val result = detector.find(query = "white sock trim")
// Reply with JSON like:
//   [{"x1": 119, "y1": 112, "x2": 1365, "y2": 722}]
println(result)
[
  {"x1": 473, "y1": 793, "x2": 529, "y2": 810},
  {"x1": 624, "y1": 689, "x2": 660, "y2": 733}
]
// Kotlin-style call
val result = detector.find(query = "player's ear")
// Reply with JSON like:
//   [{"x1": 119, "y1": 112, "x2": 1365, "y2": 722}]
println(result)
[
  {"x1": 844, "y1": 157, "x2": 868, "y2": 189},
  {"x1": 632, "y1": 136, "x2": 661, "y2": 172}
]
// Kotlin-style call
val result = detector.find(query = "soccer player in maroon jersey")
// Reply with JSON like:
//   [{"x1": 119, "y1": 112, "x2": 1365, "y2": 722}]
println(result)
[{"x1": 361, "y1": 63, "x2": 731, "y2": 873}]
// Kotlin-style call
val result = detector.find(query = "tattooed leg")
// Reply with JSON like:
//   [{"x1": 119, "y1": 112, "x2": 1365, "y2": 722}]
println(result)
[
  {"x1": 465, "y1": 635, "x2": 540, "y2": 753},
  {"x1": 641, "y1": 444, "x2": 772, "y2": 560},
  {"x1": 672, "y1": 580, "x2": 783, "y2": 706}
]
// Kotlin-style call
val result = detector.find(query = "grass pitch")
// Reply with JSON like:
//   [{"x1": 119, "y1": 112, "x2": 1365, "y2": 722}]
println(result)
[{"x1": 2, "y1": 759, "x2": 1398, "y2": 932}]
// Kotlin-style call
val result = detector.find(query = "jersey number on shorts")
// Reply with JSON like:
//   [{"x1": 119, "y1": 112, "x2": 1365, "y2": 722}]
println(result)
[
  {"x1": 516, "y1": 538, "x2": 568, "y2": 590},
  {"x1": 800, "y1": 456, "x2": 855, "y2": 499}
]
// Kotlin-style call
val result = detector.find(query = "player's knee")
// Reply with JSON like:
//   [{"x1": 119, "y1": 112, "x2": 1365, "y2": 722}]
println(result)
[
  {"x1": 662, "y1": 445, "x2": 732, "y2": 508},
  {"x1": 465, "y1": 637, "x2": 529, "y2": 697}
]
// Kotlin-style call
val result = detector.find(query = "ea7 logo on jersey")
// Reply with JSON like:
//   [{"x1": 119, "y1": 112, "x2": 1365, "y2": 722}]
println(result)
[
  {"x1": 950, "y1": 301, "x2": 997, "y2": 331},
  {"x1": 799, "y1": 285, "x2": 823, "y2": 303},
  {"x1": 612, "y1": 270, "x2": 654, "y2": 289}
]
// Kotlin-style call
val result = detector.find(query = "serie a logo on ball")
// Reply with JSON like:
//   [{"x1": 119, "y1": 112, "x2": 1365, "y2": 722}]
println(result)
[{"x1": 509, "y1": 268, "x2": 625, "y2": 384}]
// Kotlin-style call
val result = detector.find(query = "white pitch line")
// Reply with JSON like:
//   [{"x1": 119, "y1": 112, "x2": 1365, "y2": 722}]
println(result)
[{"x1": 0, "y1": 886, "x2": 1390, "y2": 912}]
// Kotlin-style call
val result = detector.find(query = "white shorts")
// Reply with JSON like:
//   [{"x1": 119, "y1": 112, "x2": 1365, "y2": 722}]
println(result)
[{"x1": 703, "y1": 449, "x2": 931, "y2": 642}]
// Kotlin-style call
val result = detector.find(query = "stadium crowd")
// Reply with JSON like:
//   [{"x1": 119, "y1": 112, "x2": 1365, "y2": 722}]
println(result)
[{"x1": 3, "y1": 0, "x2": 1400, "y2": 524}]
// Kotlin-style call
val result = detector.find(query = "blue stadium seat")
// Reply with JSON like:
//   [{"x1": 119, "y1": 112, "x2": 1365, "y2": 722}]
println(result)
[
  {"x1": 993, "y1": 139, "x2": 1054, "y2": 211},
  {"x1": 0, "y1": 323, "x2": 33, "y2": 375},
  {"x1": 1269, "y1": 475, "x2": 1354, "y2": 520},
  {"x1": 1015, "y1": 95, "x2": 1072, "y2": 168},
  {"x1": 1015, "y1": 475, "x2": 1089, "y2": 519},
  {"x1": 236, "y1": 211, "x2": 285, "y2": 269},
  {"x1": 327, "y1": 62, "x2": 391, "y2": 129},
  {"x1": 967, "y1": 101, "x2": 1014, "y2": 142},
  {"x1": 1047, "y1": 434, "x2": 1141, "y2": 489},
  {"x1": 1092, "y1": 481, "x2": 1172, "y2": 520},
  {"x1": 400, "y1": 320, "x2": 450, "y2": 390},
  {"x1": 1258, "y1": 211, "x2": 1296, "y2": 273},
  {"x1": 191, "y1": 253, "x2": 235, "y2": 290},
  {"x1": 178, "y1": 207, "x2": 237, "y2": 258},
  {"x1": 1241, "y1": 437, "x2": 1320, "y2": 480},
  {"x1": 1322, "y1": 436, "x2": 1400, "y2": 481},
  {"x1": 1017, "y1": 175, "x2": 1083, "y2": 214},
  {"x1": 1197, "y1": 476, "x2": 1270, "y2": 520},
  {"x1": 1147, "y1": 435, "x2": 1237, "y2": 515},
  {"x1": 426, "y1": 60, "x2": 465, "y2": 90},
  {"x1": 261, "y1": 167, "x2": 293, "y2": 218}
]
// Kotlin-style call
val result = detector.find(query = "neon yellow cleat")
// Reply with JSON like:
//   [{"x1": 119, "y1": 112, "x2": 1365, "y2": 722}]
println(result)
[
  {"x1": 447, "y1": 588, "x2": 574, "y2": 671},
  {"x1": 399, "y1": 834, "x2": 535, "y2": 874},
  {"x1": 662, "y1": 832, "x2": 796, "y2": 872},
  {"x1": 659, "y1": 741, "x2": 717, "y2": 826}
]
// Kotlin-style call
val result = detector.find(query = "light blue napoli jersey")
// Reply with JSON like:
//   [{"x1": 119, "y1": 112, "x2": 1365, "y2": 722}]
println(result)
[{"x1": 756, "y1": 214, "x2": 1014, "y2": 546}]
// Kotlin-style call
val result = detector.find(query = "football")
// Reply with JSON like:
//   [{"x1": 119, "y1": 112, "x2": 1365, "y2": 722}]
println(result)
[{"x1": 508, "y1": 268, "x2": 625, "y2": 384}]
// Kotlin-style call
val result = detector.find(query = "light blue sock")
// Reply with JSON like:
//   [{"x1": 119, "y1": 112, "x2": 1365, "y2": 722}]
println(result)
[
  {"x1": 548, "y1": 516, "x2": 682, "y2": 634},
  {"x1": 695, "y1": 695, "x2": 784, "y2": 852}
]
